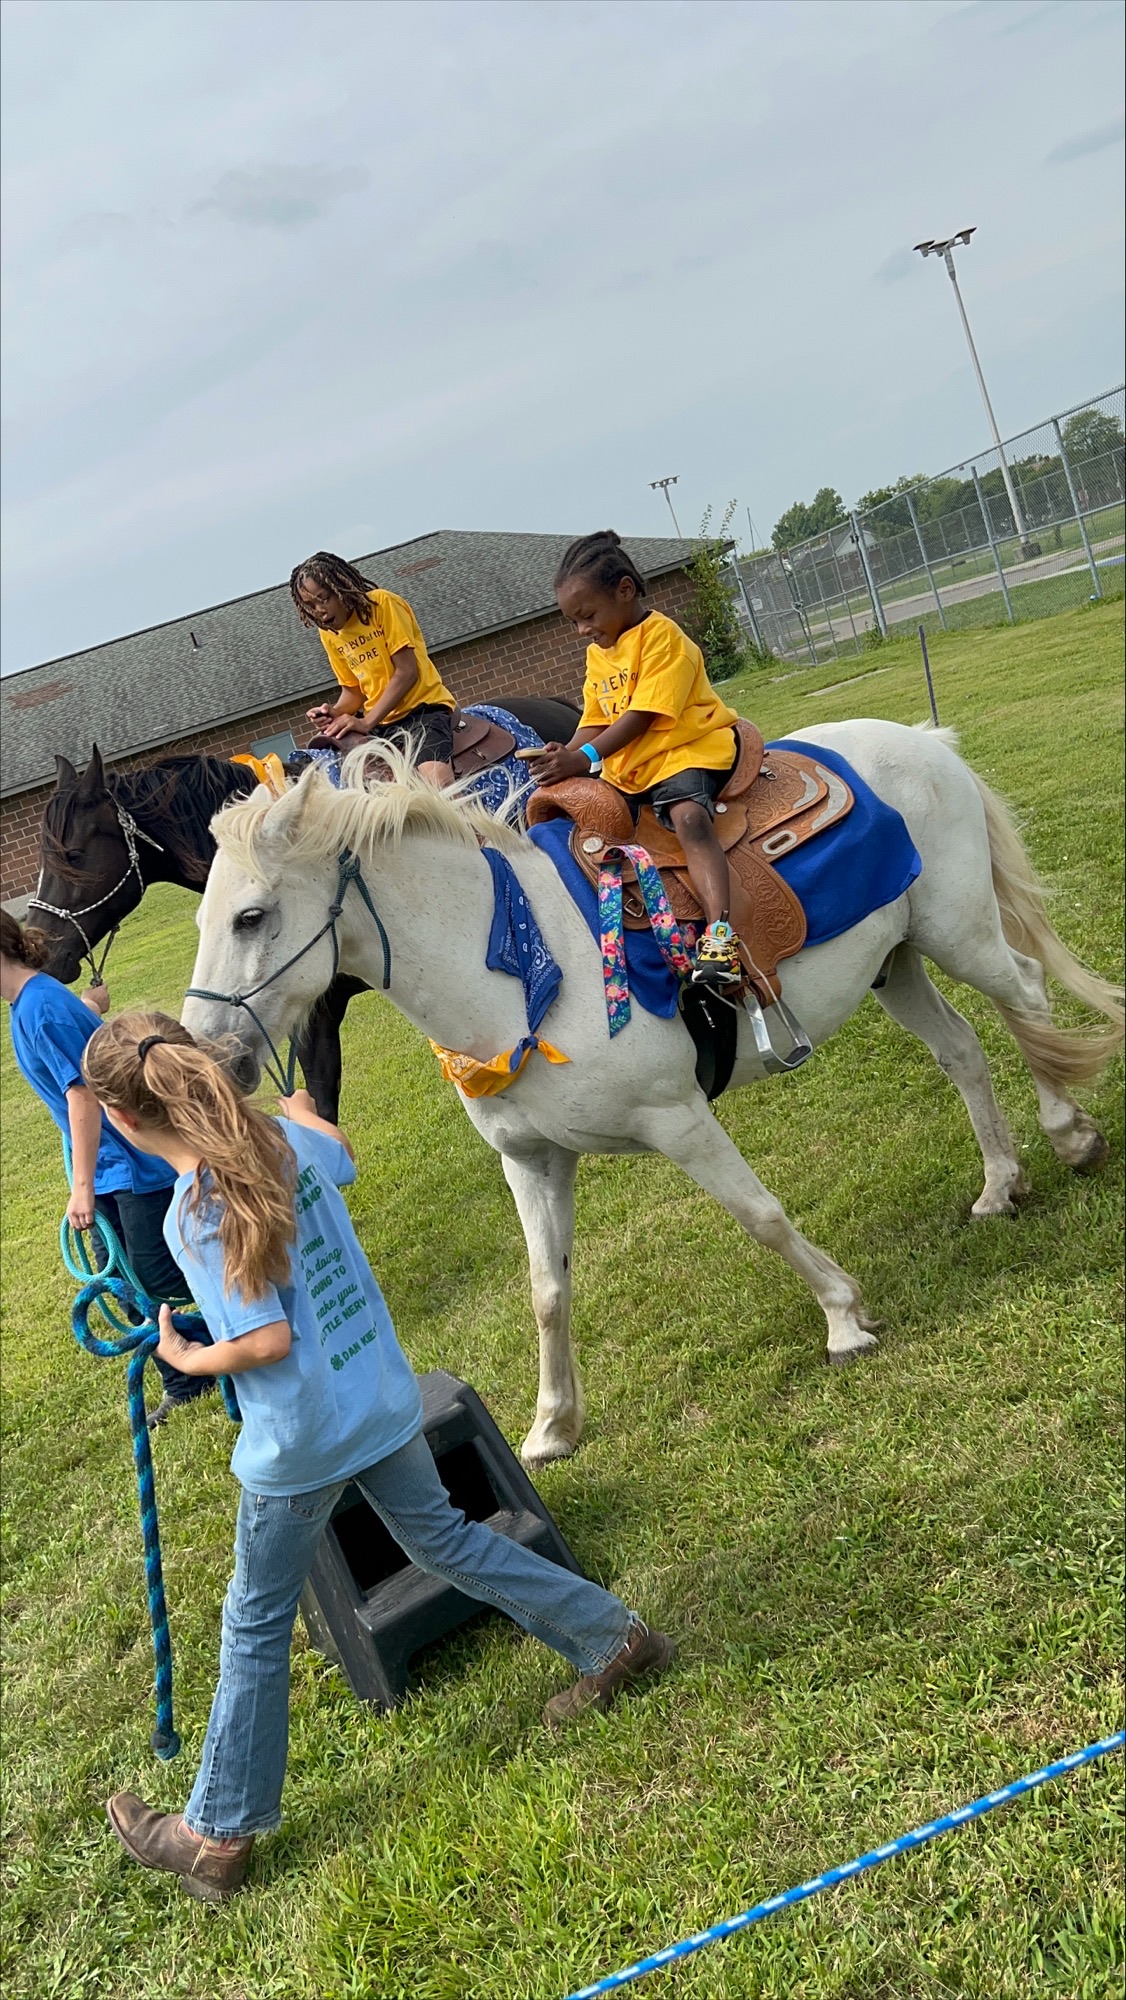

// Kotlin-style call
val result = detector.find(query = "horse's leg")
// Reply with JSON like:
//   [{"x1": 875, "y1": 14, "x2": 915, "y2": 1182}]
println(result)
[
  {"x1": 293, "y1": 975, "x2": 369, "y2": 1124},
  {"x1": 634, "y1": 1101, "x2": 877, "y2": 1364},
  {"x1": 925, "y1": 935, "x2": 1111, "y2": 1172},
  {"x1": 873, "y1": 945, "x2": 1025, "y2": 1216},
  {"x1": 500, "y1": 1144, "x2": 584, "y2": 1465}
]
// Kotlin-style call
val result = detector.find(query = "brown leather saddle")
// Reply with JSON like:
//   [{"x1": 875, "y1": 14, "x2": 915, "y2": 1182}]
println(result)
[
  {"x1": 525, "y1": 719, "x2": 854, "y2": 1007},
  {"x1": 308, "y1": 708, "x2": 515, "y2": 779}
]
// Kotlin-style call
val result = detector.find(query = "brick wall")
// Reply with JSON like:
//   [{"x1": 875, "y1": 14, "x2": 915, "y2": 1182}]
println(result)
[{"x1": 1, "y1": 568, "x2": 697, "y2": 899}]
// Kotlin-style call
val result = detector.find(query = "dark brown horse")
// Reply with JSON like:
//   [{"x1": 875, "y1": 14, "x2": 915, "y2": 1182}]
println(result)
[{"x1": 29, "y1": 698, "x2": 580, "y2": 1120}]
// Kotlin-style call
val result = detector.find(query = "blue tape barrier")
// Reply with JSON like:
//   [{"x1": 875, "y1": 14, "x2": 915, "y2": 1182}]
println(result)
[
  {"x1": 565, "y1": 1730, "x2": 1125, "y2": 1999},
  {"x1": 66, "y1": 1217, "x2": 239, "y2": 1761}
]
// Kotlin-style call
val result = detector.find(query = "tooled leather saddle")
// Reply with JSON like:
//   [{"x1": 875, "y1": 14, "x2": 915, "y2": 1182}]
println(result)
[
  {"x1": 525, "y1": 720, "x2": 855, "y2": 1008},
  {"x1": 307, "y1": 708, "x2": 516, "y2": 778}
]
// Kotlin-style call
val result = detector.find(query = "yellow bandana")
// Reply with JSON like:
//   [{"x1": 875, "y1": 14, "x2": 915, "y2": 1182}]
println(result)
[{"x1": 428, "y1": 1036, "x2": 569, "y2": 1099}]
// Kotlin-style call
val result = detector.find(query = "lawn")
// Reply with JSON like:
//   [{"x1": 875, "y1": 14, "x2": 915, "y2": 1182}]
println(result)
[{"x1": 2, "y1": 599, "x2": 1123, "y2": 2000}]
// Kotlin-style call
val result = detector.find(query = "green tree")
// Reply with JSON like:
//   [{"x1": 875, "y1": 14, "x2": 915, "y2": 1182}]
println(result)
[
  {"x1": 771, "y1": 486, "x2": 845, "y2": 550},
  {"x1": 685, "y1": 502, "x2": 749, "y2": 682},
  {"x1": 1061, "y1": 408, "x2": 1125, "y2": 504}
]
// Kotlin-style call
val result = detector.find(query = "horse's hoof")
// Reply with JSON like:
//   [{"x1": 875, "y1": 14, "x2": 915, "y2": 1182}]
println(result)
[
  {"x1": 1072, "y1": 1129, "x2": 1110, "y2": 1175},
  {"x1": 520, "y1": 1437, "x2": 579, "y2": 1469},
  {"x1": 826, "y1": 1332, "x2": 879, "y2": 1367}
]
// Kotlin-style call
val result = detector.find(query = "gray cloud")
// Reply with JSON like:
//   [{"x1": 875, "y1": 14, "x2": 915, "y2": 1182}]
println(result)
[
  {"x1": 1046, "y1": 117, "x2": 1125, "y2": 165},
  {"x1": 196, "y1": 162, "x2": 369, "y2": 229}
]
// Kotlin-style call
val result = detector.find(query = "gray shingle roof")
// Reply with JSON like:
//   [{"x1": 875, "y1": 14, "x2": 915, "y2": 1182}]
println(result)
[{"x1": 1, "y1": 529, "x2": 696, "y2": 796}]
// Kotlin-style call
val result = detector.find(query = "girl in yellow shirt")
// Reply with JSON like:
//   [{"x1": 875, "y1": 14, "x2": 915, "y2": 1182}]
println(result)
[
  {"x1": 530, "y1": 531, "x2": 743, "y2": 989},
  {"x1": 292, "y1": 552, "x2": 456, "y2": 785}
]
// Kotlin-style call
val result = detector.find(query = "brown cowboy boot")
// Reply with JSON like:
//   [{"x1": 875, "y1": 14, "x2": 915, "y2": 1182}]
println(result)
[
  {"x1": 542, "y1": 1622, "x2": 677, "y2": 1727},
  {"x1": 106, "y1": 1793, "x2": 253, "y2": 1901}
]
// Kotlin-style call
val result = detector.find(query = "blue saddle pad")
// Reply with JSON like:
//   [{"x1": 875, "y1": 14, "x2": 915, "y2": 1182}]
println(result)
[{"x1": 527, "y1": 739, "x2": 922, "y2": 1021}]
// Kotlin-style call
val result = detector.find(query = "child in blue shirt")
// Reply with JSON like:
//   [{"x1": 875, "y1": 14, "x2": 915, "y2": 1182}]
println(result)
[
  {"x1": 81, "y1": 1009, "x2": 675, "y2": 1903},
  {"x1": 0, "y1": 912, "x2": 211, "y2": 1424}
]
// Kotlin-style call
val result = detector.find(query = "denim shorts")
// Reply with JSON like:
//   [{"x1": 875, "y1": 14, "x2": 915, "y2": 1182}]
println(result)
[
  {"x1": 620, "y1": 736, "x2": 739, "y2": 830},
  {"x1": 373, "y1": 701, "x2": 454, "y2": 766}
]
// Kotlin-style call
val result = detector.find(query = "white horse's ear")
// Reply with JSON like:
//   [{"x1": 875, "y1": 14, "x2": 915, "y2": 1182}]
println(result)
[{"x1": 255, "y1": 770, "x2": 316, "y2": 852}]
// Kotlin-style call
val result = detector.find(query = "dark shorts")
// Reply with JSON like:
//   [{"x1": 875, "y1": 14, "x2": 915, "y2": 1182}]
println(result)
[
  {"x1": 618, "y1": 735, "x2": 739, "y2": 831},
  {"x1": 371, "y1": 701, "x2": 454, "y2": 767}
]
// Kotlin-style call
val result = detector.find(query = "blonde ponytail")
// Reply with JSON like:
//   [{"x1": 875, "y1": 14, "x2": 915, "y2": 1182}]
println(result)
[{"x1": 82, "y1": 1011, "x2": 297, "y2": 1300}]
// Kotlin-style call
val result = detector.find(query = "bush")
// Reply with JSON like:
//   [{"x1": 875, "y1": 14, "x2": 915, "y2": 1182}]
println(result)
[{"x1": 685, "y1": 502, "x2": 750, "y2": 682}]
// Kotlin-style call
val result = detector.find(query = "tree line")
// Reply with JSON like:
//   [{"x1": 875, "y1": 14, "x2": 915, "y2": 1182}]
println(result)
[{"x1": 769, "y1": 407, "x2": 1124, "y2": 551}]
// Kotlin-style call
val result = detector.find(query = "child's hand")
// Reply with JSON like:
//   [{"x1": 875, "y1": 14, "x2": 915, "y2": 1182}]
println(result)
[
  {"x1": 306, "y1": 702, "x2": 335, "y2": 724},
  {"x1": 277, "y1": 1088, "x2": 317, "y2": 1120},
  {"x1": 527, "y1": 746, "x2": 592, "y2": 785},
  {"x1": 155, "y1": 1302, "x2": 202, "y2": 1371}
]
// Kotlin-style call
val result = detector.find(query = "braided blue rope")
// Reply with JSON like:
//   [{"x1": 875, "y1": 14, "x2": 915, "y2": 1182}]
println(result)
[
  {"x1": 565, "y1": 1730, "x2": 1125, "y2": 1999},
  {"x1": 69, "y1": 1240, "x2": 240, "y2": 1761}
]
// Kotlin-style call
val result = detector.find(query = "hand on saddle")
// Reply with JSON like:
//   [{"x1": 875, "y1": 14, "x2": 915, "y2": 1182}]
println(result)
[
  {"x1": 525, "y1": 744, "x2": 593, "y2": 786},
  {"x1": 319, "y1": 710, "x2": 375, "y2": 743}
]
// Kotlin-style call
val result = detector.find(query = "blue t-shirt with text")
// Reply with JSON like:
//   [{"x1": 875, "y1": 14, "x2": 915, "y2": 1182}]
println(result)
[
  {"x1": 8, "y1": 973, "x2": 174, "y2": 1196},
  {"x1": 164, "y1": 1120, "x2": 422, "y2": 1495}
]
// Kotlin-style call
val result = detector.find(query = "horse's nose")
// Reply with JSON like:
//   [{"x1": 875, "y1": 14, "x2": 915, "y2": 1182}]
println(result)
[{"x1": 229, "y1": 1047, "x2": 261, "y2": 1096}]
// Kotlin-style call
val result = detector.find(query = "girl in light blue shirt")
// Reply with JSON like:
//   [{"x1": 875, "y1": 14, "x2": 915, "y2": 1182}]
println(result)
[{"x1": 81, "y1": 1009, "x2": 675, "y2": 1903}]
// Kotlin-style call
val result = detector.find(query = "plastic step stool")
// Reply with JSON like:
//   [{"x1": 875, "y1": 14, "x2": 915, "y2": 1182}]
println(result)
[{"x1": 300, "y1": 1369, "x2": 584, "y2": 1706}]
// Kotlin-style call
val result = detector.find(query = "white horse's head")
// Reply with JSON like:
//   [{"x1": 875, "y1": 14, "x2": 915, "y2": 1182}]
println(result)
[{"x1": 182, "y1": 746, "x2": 519, "y2": 1091}]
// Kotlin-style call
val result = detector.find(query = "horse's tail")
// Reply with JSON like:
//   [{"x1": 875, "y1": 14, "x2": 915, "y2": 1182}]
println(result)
[{"x1": 969, "y1": 762, "x2": 1125, "y2": 1086}]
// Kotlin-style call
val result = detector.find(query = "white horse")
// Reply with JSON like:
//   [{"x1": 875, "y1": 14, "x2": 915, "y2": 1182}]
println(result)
[{"x1": 182, "y1": 723, "x2": 1123, "y2": 1465}]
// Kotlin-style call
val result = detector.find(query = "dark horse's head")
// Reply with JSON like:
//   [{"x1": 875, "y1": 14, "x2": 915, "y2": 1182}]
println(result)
[{"x1": 31, "y1": 747, "x2": 145, "y2": 985}]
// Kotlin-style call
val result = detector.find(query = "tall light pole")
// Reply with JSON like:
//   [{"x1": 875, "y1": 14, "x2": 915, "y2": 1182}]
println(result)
[
  {"x1": 914, "y1": 228, "x2": 1039, "y2": 561},
  {"x1": 650, "y1": 475, "x2": 683, "y2": 537}
]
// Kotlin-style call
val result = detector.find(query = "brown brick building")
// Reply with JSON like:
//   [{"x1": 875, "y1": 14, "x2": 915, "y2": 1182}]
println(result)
[{"x1": 1, "y1": 531, "x2": 697, "y2": 902}]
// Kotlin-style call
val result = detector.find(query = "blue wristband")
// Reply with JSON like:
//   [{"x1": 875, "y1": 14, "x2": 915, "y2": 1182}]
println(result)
[{"x1": 580, "y1": 743, "x2": 602, "y2": 768}]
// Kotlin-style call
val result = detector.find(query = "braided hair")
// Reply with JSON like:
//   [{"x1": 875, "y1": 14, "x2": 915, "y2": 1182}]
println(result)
[
  {"x1": 290, "y1": 552, "x2": 376, "y2": 628},
  {"x1": 554, "y1": 530, "x2": 648, "y2": 599}
]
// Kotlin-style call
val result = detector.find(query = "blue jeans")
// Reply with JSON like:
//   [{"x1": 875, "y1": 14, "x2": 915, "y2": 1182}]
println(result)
[{"x1": 184, "y1": 1432, "x2": 636, "y2": 1838}]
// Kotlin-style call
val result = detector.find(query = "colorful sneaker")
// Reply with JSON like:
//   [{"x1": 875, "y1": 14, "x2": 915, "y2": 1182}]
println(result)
[{"x1": 690, "y1": 921, "x2": 742, "y2": 989}]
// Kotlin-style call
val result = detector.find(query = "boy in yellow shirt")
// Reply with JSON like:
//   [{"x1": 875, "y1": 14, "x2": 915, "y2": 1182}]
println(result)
[
  {"x1": 529, "y1": 530, "x2": 743, "y2": 989},
  {"x1": 292, "y1": 552, "x2": 456, "y2": 785}
]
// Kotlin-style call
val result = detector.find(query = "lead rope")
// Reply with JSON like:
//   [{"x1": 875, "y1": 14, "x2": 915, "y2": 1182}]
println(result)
[{"x1": 63, "y1": 1215, "x2": 240, "y2": 1760}]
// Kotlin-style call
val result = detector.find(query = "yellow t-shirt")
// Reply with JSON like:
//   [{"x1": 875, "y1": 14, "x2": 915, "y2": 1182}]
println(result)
[
  {"x1": 579, "y1": 611, "x2": 739, "y2": 794},
  {"x1": 319, "y1": 588, "x2": 454, "y2": 722}
]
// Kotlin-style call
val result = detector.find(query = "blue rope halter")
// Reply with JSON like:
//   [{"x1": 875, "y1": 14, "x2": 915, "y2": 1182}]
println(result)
[{"x1": 64, "y1": 1211, "x2": 240, "y2": 1760}]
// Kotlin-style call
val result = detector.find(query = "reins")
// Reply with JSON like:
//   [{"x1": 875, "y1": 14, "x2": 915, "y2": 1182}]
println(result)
[
  {"x1": 185, "y1": 848, "x2": 392, "y2": 1095},
  {"x1": 29, "y1": 803, "x2": 165, "y2": 986}
]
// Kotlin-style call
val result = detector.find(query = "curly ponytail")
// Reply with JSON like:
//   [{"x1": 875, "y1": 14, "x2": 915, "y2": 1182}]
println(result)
[
  {"x1": 1, "y1": 909, "x2": 50, "y2": 969},
  {"x1": 82, "y1": 1010, "x2": 297, "y2": 1300}
]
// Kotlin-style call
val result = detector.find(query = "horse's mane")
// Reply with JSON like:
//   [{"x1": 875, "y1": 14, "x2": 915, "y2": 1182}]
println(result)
[
  {"x1": 212, "y1": 739, "x2": 526, "y2": 877},
  {"x1": 42, "y1": 756, "x2": 257, "y2": 886}
]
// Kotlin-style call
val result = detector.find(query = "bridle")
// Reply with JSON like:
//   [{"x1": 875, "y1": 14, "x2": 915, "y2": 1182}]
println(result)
[
  {"x1": 185, "y1": 848, "x2": 393, "y2": 1095},
  {"x1": 28, "y1": 803, "x2": 165, "y2": 985}
]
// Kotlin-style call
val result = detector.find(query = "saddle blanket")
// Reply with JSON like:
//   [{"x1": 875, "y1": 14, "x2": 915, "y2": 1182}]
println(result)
[{"x1": 527, "y1": 740, "x2": 922, "y2": 1021}]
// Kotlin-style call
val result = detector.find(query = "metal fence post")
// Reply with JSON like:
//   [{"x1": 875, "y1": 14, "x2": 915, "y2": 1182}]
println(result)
[
  {"x1": 969, "y1": 465, "x2": 1015, "y2": 623},
  {"x1": 782, "y1": 553, "x2": 819, "y2": 665},
  {"x1": 905, "y1": 491, "x2": 948, "y2": 630},
  {"x1": 1052, "y1": 417, "x2": 1102, "y2": 599},
  {"x1": 730, "y1": 559, "x2": 768, "y2": 654},
  {"x1": 850, "y1": 514, "x2": 887, "y2": 637}
]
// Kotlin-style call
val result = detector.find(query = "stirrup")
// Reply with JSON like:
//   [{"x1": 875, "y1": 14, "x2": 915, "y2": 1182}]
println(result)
[
  {"x1": 691, "y1": 922, "x2": 743, "y2": 989},
  {"x1": 741, "y1": 989, "x2": 814, "y2": 1074}
]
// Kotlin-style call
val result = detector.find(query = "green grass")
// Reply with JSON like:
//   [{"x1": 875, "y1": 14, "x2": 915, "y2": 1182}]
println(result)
[{"x1": 3, "y1": 601, "x2": 1124, "y2": 2000}]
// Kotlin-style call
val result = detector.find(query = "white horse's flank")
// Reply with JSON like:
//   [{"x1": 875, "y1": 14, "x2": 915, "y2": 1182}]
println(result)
[{"x1": 182, "y1": 722, "x2": 1123, "y2": 1464}]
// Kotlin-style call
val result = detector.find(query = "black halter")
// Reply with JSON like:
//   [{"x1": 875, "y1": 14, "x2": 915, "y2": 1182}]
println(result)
[{"x1": 185, "y1": 850, "x2": 392, "y2": 1096}]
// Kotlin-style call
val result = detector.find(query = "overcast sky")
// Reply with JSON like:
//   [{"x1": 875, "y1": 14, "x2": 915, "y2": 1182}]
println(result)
[{"x1": 1, "y1": 0, "x2": 1122, "y2": 673}]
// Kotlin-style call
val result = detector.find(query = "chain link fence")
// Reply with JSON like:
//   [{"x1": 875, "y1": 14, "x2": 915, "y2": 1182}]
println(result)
[{"x1": 730, "y1": 385, "x2": 1125, "y2": 666}]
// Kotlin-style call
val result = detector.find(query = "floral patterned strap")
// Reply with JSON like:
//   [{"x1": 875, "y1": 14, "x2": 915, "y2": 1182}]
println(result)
[{"x1": 597, "y1": 843, "x2": 696, "y2": 1038}]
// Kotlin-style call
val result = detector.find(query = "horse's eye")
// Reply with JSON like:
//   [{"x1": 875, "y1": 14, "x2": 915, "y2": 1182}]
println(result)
[{"x1": 234, "y1": 908, "x2": 266, "y2": 932}]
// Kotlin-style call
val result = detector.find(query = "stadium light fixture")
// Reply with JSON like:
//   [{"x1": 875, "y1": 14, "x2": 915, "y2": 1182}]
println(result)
[
  {"x1": 914, "y1": 228, "x2": 1039, "y2": 560},
  {"x1": 649, "y1": 475, "x2": 683, "y2": 537}
]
